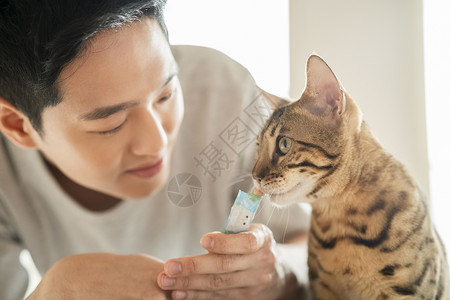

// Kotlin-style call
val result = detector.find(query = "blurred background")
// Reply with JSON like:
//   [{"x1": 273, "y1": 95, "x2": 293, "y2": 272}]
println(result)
[{"x1": 166, "y1": 0, "x2": 450, "y2": 258}]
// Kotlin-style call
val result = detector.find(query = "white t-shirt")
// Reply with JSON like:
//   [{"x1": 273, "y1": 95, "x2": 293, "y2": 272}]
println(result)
[{"x1": 0, "y1": 45, "x2": 310, "y2": 299}]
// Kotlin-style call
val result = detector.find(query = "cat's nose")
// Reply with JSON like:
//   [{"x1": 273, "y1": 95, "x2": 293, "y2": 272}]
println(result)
[{"x1": 253, "y1": 168, "x2": 268, "y2": 183}]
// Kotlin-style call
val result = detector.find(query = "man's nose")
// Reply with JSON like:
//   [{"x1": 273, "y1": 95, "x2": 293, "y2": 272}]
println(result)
[{"x1": 130, "y1": 108, "x2": 167, "y2": 157}]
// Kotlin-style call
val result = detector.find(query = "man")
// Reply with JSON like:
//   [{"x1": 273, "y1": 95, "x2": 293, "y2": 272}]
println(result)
[{"x1": 0, "y1": 1, "x2": 310, "y2": 299}]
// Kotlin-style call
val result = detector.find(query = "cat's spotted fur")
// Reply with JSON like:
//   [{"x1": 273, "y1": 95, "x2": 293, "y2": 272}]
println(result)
[{"x1": 253, "y1": 55, "x2": 449, "y2": 299}]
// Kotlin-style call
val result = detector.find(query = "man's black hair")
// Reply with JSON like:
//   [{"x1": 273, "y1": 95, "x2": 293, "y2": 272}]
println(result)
[{"x1": 0, "y1": 0, "x2": 168, "y2": 134}]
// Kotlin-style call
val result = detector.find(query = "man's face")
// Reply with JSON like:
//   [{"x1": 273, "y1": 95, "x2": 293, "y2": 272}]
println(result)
[{"x1": 30, "y1": 18, "x2": 184, "y2": 199}]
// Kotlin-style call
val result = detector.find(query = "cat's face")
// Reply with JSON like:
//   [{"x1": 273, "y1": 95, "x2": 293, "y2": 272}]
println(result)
[{"x1": 252, "y1": 55, "x2": 361, "y2": 205}]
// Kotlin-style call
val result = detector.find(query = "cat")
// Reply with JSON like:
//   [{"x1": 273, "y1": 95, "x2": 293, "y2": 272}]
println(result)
[{"x1": 252, "y1": 54, "x2": 449, "y2": 300}]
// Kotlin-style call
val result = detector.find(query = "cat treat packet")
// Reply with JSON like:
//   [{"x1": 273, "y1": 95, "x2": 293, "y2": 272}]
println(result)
[{"x1": 222, "y1": 190, "x2": 266, "y2": 234}]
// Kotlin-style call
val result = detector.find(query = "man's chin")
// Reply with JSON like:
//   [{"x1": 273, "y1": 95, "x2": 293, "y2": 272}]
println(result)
[
  {"x1": 125, "y1": 178, "x2": 168, "y2": 200},
  {"x1": 120, "y1": 164, "x2": 171, "y2": 199}
]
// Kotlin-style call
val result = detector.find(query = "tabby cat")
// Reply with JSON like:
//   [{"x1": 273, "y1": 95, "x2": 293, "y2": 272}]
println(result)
[{"x1": 252, "y1": 55, "x2": 449, "y2": 299}]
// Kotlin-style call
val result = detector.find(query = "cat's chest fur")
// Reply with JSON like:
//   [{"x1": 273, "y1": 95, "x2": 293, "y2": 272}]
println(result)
[{"x1": 307, "y1": 187, "x2": 433, "y2": 299}]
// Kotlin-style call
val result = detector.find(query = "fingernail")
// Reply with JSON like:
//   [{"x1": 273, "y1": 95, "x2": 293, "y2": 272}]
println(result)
[
  {"x1": 200, "y1": 236, "x2": 214, "y2": 250},
  {"x1": 167, "y1": 262, "x2": 182, "y2": 275},
  {"x1": 161, "y1": 276, "x2": 176, "y2": 287},
  {"x1": 173, "y1": 290, "x2": 187, "y2": 299}
]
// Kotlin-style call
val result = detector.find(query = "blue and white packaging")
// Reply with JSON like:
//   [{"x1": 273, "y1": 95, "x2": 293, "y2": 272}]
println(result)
[{"x1": 222, "y1": 190, "x2": 266, "y2": 234}]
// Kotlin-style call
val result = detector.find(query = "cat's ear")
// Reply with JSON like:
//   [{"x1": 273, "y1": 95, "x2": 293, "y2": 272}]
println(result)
[
  {"x1": 300, "y1": 55, "x2": 345, "y2": 118},
  {"x1": 257, "y1": 86, "x2": 290, "y2": 110}
]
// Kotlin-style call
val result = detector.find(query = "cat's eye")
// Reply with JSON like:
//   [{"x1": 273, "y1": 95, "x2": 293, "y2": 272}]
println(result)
[{"x1": 278, "y1": 136, "x2": 292, "y2": 155}]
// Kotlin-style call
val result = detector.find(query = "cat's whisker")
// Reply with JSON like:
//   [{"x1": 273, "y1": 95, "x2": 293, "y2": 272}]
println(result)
[
  {"x1": 265, "y1": 203, "x2": 276, "y2": 228},
  {"x1": 281, "y1": 206, "x2": 290, "y2": 243},
  {"x1": 254, "y1": 192, "x2": 269, "y2": 218}
]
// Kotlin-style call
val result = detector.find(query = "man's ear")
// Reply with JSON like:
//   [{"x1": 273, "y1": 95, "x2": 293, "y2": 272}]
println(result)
[{"x1": 0, "y1": 97, "x2": 38, "y2": 149}]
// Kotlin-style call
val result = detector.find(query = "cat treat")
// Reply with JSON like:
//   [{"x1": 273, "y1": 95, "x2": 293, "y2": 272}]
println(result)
[{"x1": 222, "y1": 190, "x2": 265, "y2": 234}]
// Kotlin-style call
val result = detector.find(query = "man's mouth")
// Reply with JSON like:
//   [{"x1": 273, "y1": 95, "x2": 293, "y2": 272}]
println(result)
[{"x1": 127, "y1": 158, "x2": 164, "y2": 179}]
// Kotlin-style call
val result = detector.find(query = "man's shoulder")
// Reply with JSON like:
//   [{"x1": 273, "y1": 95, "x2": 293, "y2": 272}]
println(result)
[
  {"x1": 171, "y1": 44, "x2": 246, "y2": 70},
  {"x1": 0, "y1": 135, "x2": 24, "y2": 217},
  {"x1": 0, "y1": 135, "x2": 15, "y2": 181},
  {"x1": 0, "y1": 135, "x2": 22, "y2": 195},
  {"x1": 0, "y1": 135, "x2": 36, "y2": 197},
  {"x1": 171, "y1": 45, "x2": 255, "y2": 91}
]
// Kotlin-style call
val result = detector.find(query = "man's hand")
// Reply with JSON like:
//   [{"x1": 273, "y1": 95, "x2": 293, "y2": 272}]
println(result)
[
  {"x1": 27, "y1": 253, "x2": 170, "y2": 300},
  {"x1": 157, "y1": 224, "x2": 294, "y2": 300}
]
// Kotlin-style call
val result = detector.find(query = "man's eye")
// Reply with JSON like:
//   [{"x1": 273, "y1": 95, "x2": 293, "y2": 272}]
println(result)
[
  {"x1": 159, "y1": 93, "x2": 172, "y2": 102},
  {"x1": 96, "y1": 120, "x2": 127, "y2": 135},
  {"x1": 158, "y1": 88, "x2": 176, "y2": 103}
]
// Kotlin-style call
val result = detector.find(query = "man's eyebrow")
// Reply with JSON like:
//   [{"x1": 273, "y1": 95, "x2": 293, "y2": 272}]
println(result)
[
  {"x1": 79, "y1": 101, "x2": 140, "y2": 121},
  {"x1": 79, "y1": 68, "x2": 179, "y2": 121},
  {"x1": 164, "y1": 66, "x2": 179, "y2": 86}
]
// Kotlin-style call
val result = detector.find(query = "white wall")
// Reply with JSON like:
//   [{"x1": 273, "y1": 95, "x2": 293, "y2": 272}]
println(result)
[
  {"x1": 289, "y1": 0, "x2": 429, "y2": 197},
  {"x1": 423, "y1": 0, "x2": 450, "y2": 257},
  {"x1": 165, "y1": 0, "x2": 290, "y2": 96}
]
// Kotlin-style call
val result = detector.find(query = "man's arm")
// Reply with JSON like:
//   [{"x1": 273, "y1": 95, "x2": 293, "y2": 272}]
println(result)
[{"x1": 27, "y1": 253, "x2": 170, "y2": 300}]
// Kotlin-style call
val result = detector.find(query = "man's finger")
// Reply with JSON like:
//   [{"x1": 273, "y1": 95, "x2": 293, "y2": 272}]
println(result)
[
  {"x1": 200, "y1": 225, "x2": 271, "y2": 255},
  {"x1": 161, "y1": 250, "x2": 268, "y2": 277},
  {"x1": 158, "y1": 268, "x2": 272, "y2": 291}
]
